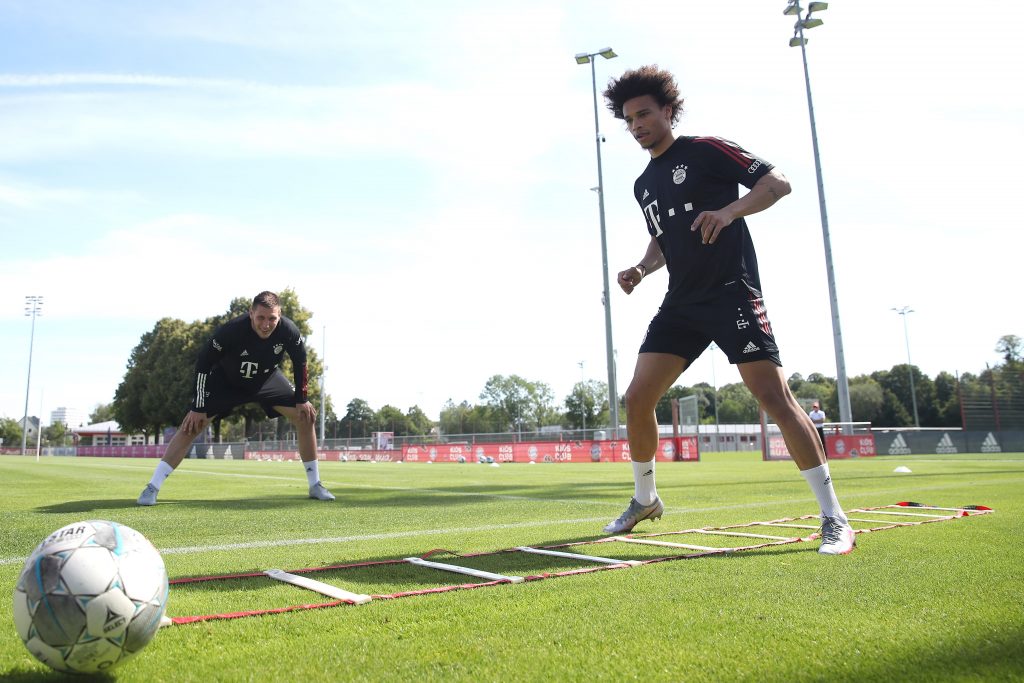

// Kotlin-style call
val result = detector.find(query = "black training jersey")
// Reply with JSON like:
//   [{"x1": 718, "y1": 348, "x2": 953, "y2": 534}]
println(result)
[
  {"x1": 191, "y1": 314, "x2": 308, "y2": 412},
  {"x1": 633, "y1": 136, "x2": 774, "y2": 305}
]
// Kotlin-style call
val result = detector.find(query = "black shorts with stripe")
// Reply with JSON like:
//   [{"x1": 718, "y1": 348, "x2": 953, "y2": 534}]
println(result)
[
  {"x1": 639, "y1": 279, "x2": 782, "y2": 366},
  {"x1": 198, "y1": 369, "x2": 298, "y2": 420}
]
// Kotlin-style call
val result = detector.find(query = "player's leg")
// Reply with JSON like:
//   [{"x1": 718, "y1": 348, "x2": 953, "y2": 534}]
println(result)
[
  {"x1": 270, "y1": 393, "x2": 335, "y2": 502},
  {"x1": 602, "y1": 352, "x2": 687, "y2": 534},
  {"x1": 738, "y1": 360, "x2": 854, "y2": 554},
  {"x1": 137, "y1": 411, "x2": 209, "y2": 506}
]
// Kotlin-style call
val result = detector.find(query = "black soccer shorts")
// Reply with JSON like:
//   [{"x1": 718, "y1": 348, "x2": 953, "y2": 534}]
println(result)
[
  {"x1": 199, "y1": 369, "x2": 299, "y2": 420},
  {"x1": 639, "y1": 279, "x2": 782, "y2": 366}
]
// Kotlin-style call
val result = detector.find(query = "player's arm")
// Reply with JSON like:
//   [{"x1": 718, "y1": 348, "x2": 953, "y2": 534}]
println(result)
[
  {"x1": 691, "y1": 169, "x2": 791, "y2": 245},
  {"x1": 286, "y1": 331, "x2": 315, "y2": 423},
  {"x1": 618, "y1": 236, "x2": 665, "y2": 295}
]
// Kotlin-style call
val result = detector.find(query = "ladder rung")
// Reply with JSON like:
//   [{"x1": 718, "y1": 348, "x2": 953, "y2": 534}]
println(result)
[
  {"x1": 612, "y1": 537, "x2": 724, "y2": 552},
  {"x1": 696, "y1": 530, "x2": 798, "y2": 541},
  {"x1": 405, "y1": 557, "x2": 525, "y2": 584},
  {"x1": 515, "y1": 546, "x2": 641, "y2": 566},
  {"x1": 264, "y1": 569, "x2": 373, "y2": 604}
]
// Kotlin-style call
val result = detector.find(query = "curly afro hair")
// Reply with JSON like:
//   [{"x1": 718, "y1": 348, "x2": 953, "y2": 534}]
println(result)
[{"x1": 602, "y1": 65, "x2": 684, "y2": 124}]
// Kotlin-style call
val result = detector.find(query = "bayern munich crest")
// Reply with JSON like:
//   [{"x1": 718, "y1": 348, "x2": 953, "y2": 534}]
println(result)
[{"x1": 672, "y1": 164, "x2": 687, "y2": 184}]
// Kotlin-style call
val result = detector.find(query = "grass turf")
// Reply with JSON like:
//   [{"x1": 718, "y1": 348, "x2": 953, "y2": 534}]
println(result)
[{"x1": 1, "y1": 452, "x2": 1022, "y2": 682}]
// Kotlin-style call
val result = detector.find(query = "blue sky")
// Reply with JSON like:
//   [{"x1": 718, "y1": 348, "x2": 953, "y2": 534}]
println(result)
[{"x1": 1, "y1": 0, "x2": 1020, "y2": 427}]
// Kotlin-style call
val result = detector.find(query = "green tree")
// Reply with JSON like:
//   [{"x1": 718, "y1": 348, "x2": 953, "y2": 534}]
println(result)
[
  {"x1": 89, "y1": 403, "x2": 115, "y2": 424},
  {"x1": 996, "y1": 334, "x2": 1022, "y2": 365},
  {"x1": 341, "y1": 398, "x2": 375, "y2": 439},
  {"x1": 847, "y1": 378, "x2": 885, "y2": 424},
  {"x1": 716, "y1": 382, "x2": 759, "y2": 423},
  {"x1": 0, "y1": 417, "x2": 22, "y2": 448},
  {"x1": 43, "y1": 422, "x2": 68, "y2": 447},
  {"x1": 564, "y1": 379, "x2": 608, "y2": 430},
  {"x1": 479, "y1": 375, "x2": 555, "y2": 432},
  {"x1": 374, "y1": 405, "x2": 409, "y2": 435},
  {"x1": 404, "y1": 406, "x2": 435, "y2": 437},
  {"x1": 440, "y1": 400, "x2": 499, "y2": 436}
]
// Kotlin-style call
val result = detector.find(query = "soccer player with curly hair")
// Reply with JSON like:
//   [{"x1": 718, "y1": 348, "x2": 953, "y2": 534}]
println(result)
[{"x1": 601, "y1": 65, "x2": 854, "y2": 555}]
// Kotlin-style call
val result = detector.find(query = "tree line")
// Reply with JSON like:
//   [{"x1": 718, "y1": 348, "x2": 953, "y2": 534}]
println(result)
[{"x1": 3, "y1": 295, "x2": 1019, "y2": 447}]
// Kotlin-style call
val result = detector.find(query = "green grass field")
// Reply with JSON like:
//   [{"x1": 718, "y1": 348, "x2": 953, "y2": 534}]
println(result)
[{"x1": 1, "y1": 452, "x2": 1022, "y2": 682}]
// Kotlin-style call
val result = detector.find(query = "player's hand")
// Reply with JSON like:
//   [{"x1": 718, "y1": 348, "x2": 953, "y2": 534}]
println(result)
[
  {"x1": 182, "y1": 411, "x2": 208, "y2": 435},
  {"x1": 295, "y1": 402, "x2": 317, "y2": 424},
  {"x1": 691, "y1": 208, "x2": 736, "y2": 245},
  {"x1": 617, "y1": 266, "x2": 644, "y2": 295}
]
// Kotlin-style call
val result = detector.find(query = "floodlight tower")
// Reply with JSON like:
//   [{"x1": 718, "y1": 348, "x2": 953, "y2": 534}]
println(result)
[
  {"x1": 892, "y1": 306, "x2": 920, "y2": 428},
  {"x1": 575, "y1": 46, "x2": 620, "y2": 436},
  {"x1": 782, "y1": 1, "x2": 852, "y2": 428},
  {"x1": 21, "y1": 295, "x2": 43, "y2": 455}
]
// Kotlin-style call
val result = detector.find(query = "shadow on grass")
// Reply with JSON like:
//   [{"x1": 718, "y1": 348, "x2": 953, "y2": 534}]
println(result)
[
  {"x1": 853, "y1": 622, "x2": 1024, "y2": 682},
  {"x1": 0, "y1": 665, "x2": 116, "y2": 682},
  {"x1": 34, "y1": 497, "x2": 317, "y2": 515}
]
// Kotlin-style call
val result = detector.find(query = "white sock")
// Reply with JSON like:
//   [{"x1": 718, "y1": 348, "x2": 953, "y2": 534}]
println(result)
[
  {"x1": 303, "y1": 459, "x2": 320, "y2": 487},
  {"x1": 632, "y1": 459, "x2": 658, "y2": 506},
  {"x1": 148, "y1": 461, "x2": 174, "y2": 491},
  {"x1": 800, "y1": 463, "x2": 847, "y2": 523}
]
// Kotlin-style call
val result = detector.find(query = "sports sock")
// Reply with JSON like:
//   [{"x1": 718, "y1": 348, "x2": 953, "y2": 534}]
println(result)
[
  {"x1": 148, "y1": 461, "x2": 174, "y2": 491},
  {"x1": 303, "y1": 459, "x2": 320, "y2": 487},
  {"x1": 632, "y1": 459, "x2": 658, "y2": 506},
  {"x1": 800, "y1": 462, "x2": 847, "y2": 523}
]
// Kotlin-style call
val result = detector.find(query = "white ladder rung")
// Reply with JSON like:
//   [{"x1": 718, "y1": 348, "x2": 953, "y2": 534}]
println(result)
[
  {"x1": 264, "y1": 569, "x2": 373, "y2": 604},
  {"x1": 759, "y1": 522, "x2": 821, "y2": 530},
  {"x1": 405, "y1": 557, "x2": 525, "y2": 584},
  {"x1": 852, "y1": 510, "x2": 947, "y2": 518},
  {"x1": 515, "y1": 546, "x2": 642, "y2": 566},
  {"x1": 612, "y1": 537, "x2": 724, "y2": 552},
  {"x1": 846, "y1": 517, "x2": 914, "y2": 525},
  {"x1": 696, "y1": 530, "x2": 798, "y2": 541}
]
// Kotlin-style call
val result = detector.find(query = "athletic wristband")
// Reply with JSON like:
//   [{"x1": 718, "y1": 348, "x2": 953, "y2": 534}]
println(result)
[{"x1": 635, "y1": 264, "x2": 647, "y2": 278}]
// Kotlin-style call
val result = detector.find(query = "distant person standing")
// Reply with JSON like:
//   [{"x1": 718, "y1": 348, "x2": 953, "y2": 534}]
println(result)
[
  {"x1": 809, "y1": 402, "x2": 827, "y2": 449},
  {"x1": 136, "y1": 291, "x2": 335, "y2": 506}
]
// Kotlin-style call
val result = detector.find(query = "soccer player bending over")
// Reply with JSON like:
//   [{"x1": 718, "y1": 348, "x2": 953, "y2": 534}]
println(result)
[
  {"x1": 601, "y1": 65, "x2": 854, "y2": 555},
  {"x1": 137, "y1": 291, "x2": 335, "y2": 505}
]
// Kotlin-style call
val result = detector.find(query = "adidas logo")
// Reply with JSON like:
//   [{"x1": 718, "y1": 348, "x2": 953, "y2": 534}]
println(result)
[
  {"x1": 981, "y1": 432, "x2": 1001, "y2": 453},
  {"x1": 936, "y1": 433, "x2": 958, "y2": 454},
  {"x1": 642, "y1": 189, "x2": 649, "y2": 200},
  {"x1": 240, "y1": 350, "x2": 249, "y2": 357},
  {"x1": 888, "y1": 433, "x2": 911, "y2": 455},
  {"x1": 742, "y1": 341, "x2": 760, "y2": 354}
]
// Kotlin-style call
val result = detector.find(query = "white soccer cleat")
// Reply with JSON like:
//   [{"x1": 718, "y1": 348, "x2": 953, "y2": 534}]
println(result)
[
  {"x1": 136, "y1": 484, "x2": 159, "y2": 506},
  {"x1": 308, "y1": 481, "x2": 336, "y2": 501},
  {"x1": 603, "y1": 496, "x2": 664, "y2": 534},
  {"x1": 818, "y1": 516, "x2": 856, "y2": 555}
]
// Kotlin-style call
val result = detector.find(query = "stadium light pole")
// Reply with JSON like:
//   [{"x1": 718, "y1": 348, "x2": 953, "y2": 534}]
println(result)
[
  {"x1": 709, "y1": 343, "x2": 720, "y2": 452},
  {"x1": 578, "y1": 360, "x2": 586, "y2": 435},
  {"x1": 319, "y1": 325, "x2": 326, "y2": 444},
  {"x1": 782, "y1": 1, "x2": 852, "y2": 429},
  {"x1": 892, "y1": 306, "x2": 921, "y2": 428},
  {"x1": 21, "y1": 295, "x2": 43, "y2": 455},
  {"x1": 575, "y1": 47, "x2": 620, "y2": 437}
]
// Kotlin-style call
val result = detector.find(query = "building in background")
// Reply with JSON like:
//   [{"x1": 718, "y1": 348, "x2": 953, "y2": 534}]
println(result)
[{"x1": 50, "y1": 406, "x2": 88, "y2": 429}]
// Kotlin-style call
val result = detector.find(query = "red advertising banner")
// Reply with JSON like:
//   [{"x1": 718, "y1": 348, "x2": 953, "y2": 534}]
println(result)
[
  {"x1": 825, "y1": 434, "x2": 877, "y2": 459},
  {"x1": 401, "y1": 438, "x2": 699, "y2": 463},
  {"x1": 78, "y1": 445, "x2": 166, "y2": 458}
]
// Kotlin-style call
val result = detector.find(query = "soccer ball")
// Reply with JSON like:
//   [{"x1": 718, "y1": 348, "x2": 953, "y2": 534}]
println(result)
[{"x1": 12, "y1": 520, "x2": 169, "y2": 674}]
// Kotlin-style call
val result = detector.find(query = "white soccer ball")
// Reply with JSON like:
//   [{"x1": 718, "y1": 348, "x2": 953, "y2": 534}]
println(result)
[{"x1": 12, "y1": 520, "x2": 168, "y2": 674}]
